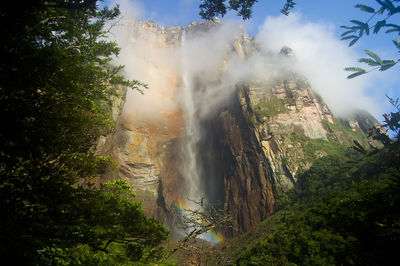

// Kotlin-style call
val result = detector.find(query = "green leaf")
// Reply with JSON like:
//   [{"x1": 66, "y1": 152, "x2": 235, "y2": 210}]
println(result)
[
  {"x1": 377, "y1": 0, "x2": 397, "y2": 14},
  {"x1": 386, "y1": 28, "x2": 400, "y2": 33},
  {"x1": 347, "y1": 71, "x2": 367, "y2": 79},
  {"x1": 349, "y1": 37, "x2": 360, "y2": 46},
  {"x1": 385, "y1": 23, "x2": 400, "y2": 34},
  {"x1": 350, "y1": 20, "x2": 366, "y2": 27},
  {"x1": 348, "y1": 20, "x2": 370, "y2": 36},
  {"x1": 385, "y1": 24, "x2": 400, "y2": 29},
  {"x1": 355, "y1": 4, "x2": 375, "y2": 13},
  {"x1": 344, "y1": 67, "x2": 366, "y2": 72},
  {"x1": 341, "y1": 30, "x2": 355, "y2": 37},
  {"x1": 393, "y1": 38, "x2": 400, "y2": 49},
  {"x1": 358, "y1": 58, "x2": 380, "y2": 66},
  {"x1": 365, "y1": 24, "x2": 370, "y2": 35},
  {"x1": 365, "y1": 49, "x2": 383, "y2": 64},
  {"x1": 359, "y1": 27, "x2": 365, "y2": 37},
  {"x1": 341, "y1": 25, "x2": 357, "y2": 30},
  {"x1": 379, "y1": 60, "x2": 397, "y2": 71},
  {"x1": 373, "y1": 20, "x2": 386, "y2": 34},
  {"x1": 341, "y1": 35, "x2": 359, "y2": 40},
  {"x1": 345, "y1": 66, "x2": 367, "y2": 79}
]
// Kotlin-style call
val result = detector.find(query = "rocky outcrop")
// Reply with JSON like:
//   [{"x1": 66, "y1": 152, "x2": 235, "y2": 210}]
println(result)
[
  {"x1": 341, "y1": 109, "x2": 380, "y2": 134},
  {"x1": 224, "y1": 74, "x2": 380, "y2": 193},
  {"x1": 117, "y1": 19, "x2": 223, "y2": 47},
  {"x1": 238, "y1": 76, "x2": 334, "y2": 190},
  {"x1": 198, "y1": 92, "x2": 277, "y2": 234}
]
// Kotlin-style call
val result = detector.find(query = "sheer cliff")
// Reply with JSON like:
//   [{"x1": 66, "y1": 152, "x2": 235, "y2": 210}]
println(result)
[{"x1": 96, "y1": 20, "x2": 380, "y2": 236}]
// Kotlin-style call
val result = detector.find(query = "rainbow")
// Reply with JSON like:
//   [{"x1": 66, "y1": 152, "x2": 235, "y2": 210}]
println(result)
[
  {"x1": 202, "y1": 229, "x2": 224, "y2": 244},
  {"x1": 174, "y1": 200, "x2": 224, "y2": 244}
]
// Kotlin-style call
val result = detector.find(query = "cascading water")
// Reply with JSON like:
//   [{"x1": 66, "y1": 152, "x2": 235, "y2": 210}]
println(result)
[
  {"x1": 178, "y1": 29, "x2": 224, "y2": 243},
  {"x1": 180, "y1": 29, "x2": 203, "y2": 206}
]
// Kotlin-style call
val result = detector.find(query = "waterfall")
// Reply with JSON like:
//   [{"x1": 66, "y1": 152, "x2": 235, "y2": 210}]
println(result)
[
  {"x1": 180, "y1": 29, "x2": 202, "y2": 207},
  {"x1": 176, "y1": 28, "x2": 224, "y2": 244}
]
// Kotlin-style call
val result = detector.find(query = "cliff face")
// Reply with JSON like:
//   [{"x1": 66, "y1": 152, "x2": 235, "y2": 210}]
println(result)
[
  {"x1": 220, "y1": 77, "x2": 379, "y2": 194},
  {"x1": 198, "y1": 93, "x2": 277, "y2": 234},
  {"x1": 98, "y1": 20, "x2": 379, "y2": 236},
  {"x1": 95, "y1": 20, "x2": 230, "y2": 229}
]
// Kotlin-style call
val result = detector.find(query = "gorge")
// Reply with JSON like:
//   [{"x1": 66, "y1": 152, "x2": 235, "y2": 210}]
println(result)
[{"x1": 95, "y1": 19, "x2": 379, "y2": 239}]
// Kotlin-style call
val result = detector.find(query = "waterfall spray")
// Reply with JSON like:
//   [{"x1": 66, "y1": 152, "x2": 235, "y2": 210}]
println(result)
[
  {"x1": 180, "y1": 30, "x2": 203, "y2": 207},
  {"x1": 178, "y1": 29, "x2": 224, "y2": 243}
]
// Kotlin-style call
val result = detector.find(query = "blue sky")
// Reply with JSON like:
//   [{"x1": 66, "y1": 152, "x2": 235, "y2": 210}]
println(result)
[{"x1": 101, "y1": 0, "x2": 400, "y2": 121}]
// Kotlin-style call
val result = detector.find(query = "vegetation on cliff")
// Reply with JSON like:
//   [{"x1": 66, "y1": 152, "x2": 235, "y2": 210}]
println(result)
[
  {"x1": 0, "y1": 1, "x2": 166, "y2": 264},
  {"x1": 254, "y1": 95, "x2": 289, "y2": 118},
  {"x1": 235, "y1": 125, "x2": 399, "y2": 265},
  {"x1": 192, "y1": 2, "x2": 400, "y2": 264}
]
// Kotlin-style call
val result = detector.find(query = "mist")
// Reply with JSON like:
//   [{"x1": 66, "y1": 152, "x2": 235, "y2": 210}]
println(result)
[
  {"x1": 106, "y1": 1, "x2": 383, "y2": 122},
  {"x1": 256, "y1": 13, "x2": 380, "y2": 117}
]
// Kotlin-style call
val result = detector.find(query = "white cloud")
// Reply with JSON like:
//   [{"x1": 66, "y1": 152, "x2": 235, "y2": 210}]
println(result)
[
  {"x1": 108, "y1": 1, "x2": 389, "y2": 124},
  {"x1": 256, "y1": 13, "x2": 381, "y2": 117},
  {"x1": 110, "y1": 0, "x2": 143, "y2": 20}
]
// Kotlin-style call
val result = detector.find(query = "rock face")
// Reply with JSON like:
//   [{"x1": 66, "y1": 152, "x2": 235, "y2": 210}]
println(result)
[
  {"x1": 95, "y1": 20, "x2": 228, "y2": 230},
  {"x1": 96, "y1": 96, "x2": 186, "y2": 228},
  {"x1": 220, "y1": 78, "x2": 379, "y2": 194},
  {"x1": 198, "y1": 93, "x2": 277, "y2": 234},
  {"x1": 97, "y1": 19, "x2": 379, "y2": 236}
]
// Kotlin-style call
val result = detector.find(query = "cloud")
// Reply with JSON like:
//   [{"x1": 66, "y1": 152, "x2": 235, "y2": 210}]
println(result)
[
  {"x1": 109, "y1": 0, "x2": 143, "y2": 20},
  {"x1": 255, "y1": 13, "x2": 381, "y2": 117},
  {"x1": 108, "y1": 20, "x2": 182, "y2": 126},
  {"x1": 108, "y1": 1, "x2": 387, "y2": 128},
  {"x1": 103, "y1": 1, "x2": 398, "y2": 213}
]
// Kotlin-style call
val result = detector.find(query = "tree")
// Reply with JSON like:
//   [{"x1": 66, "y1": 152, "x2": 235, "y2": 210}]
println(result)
[
  {"x1": 235, "y1": 134, "x2": 400, "y2": 265},
  {"x1": 339, "y1": 1, "x2": 400, "y2": 149},
  {"x1": 0, "y1": 0, "x2": 165, "y2": 264},
  {"x1": 198, "y1": 0, "x2": 296, "y2": 20},
  {"x1": 341, "y1": 0, "x2": 400, "y2": 78}
]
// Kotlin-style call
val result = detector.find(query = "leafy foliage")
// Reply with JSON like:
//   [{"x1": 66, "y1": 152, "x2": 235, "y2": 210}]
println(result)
[
  {"x1": 236, "y1": 133, "x2": 400, "y2": 265},
  {"x1": 235, "y1": 92, "x2": 400, "y2": 265},
  {"x1": 382, "y1": 96, "x2": 400, "y2": 140},
  {"x1": 36, "y1": 180, "x2": 168, "y2": 265},
  {"x1": 0, "y1": 1, "x2": 165, "y2": 264},
  {"x1": 342, "y1": 0, "x2": 400, "y2": 78},
  {"x1": 281, "y1": 0, "x2": 296, "y2": 16},
  {"x1": 199, "y1": 0, "x2": 296, "y2": 20}
]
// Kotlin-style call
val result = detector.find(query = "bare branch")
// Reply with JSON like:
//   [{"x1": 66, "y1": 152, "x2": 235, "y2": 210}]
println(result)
[{"x1": 159, "y1": 198, "x2": 233, "y2": 263}]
